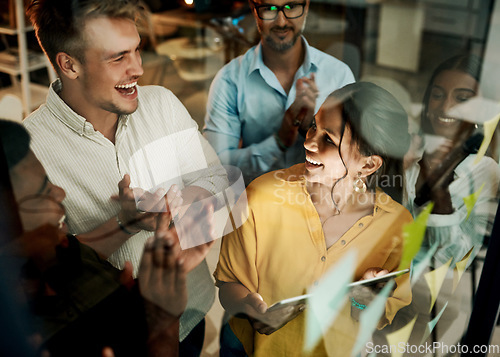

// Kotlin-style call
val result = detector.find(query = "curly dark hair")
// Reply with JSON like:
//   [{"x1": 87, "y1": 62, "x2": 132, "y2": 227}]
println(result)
[{"x1": 327, "y1": 82, "x2": 411, "y2": 204}]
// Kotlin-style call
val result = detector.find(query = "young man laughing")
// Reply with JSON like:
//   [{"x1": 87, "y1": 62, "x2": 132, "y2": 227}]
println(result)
[{"x1": 24, "y1": 0, "x2": 227, "y2": 354}]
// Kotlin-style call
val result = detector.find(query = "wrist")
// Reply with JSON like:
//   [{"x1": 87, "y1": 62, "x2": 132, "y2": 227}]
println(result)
[
  {"x1": 116, "y1": 213, "x2": 140, "y2": 235},
  {"x1": 274, "y1": 133, "x2": 290, "y2": 152}
]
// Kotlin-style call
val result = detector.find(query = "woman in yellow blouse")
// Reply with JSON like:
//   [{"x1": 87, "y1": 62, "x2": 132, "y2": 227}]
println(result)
[{"x1": 214, "y1": 82, "x2": 413, "y2": 356}]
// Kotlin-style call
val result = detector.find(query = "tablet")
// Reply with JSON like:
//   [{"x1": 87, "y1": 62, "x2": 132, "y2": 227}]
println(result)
[
  {"x1": 348, "y1": 268, "x2": 410, "y2": 288},
  {"x1": 266, "y1": 269, "x2": 410, "y2": 311},
  {"x1": 267, "y1": 294, "x2": 312, "y2": 312}
]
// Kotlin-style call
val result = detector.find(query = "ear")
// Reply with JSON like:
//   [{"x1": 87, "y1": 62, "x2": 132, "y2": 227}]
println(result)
[
  {"x1": 359, "y1": 155, "x2": 383, "y2": 177},
  {"x1": 55, "y1": 52, "x2": 81, "y2": 80}
]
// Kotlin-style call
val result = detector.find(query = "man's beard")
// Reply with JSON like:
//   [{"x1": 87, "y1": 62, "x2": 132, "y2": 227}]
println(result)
[
  {"x1": 259, "y1": 18, "x2": 306, "y2": 52},
  {"x1": 264, "y1": 28, "x2": 302, "y2": 52}
]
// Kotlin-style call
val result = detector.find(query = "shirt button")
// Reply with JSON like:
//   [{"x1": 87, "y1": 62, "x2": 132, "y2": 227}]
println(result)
[
  {"x1": 358, "y1": 223, "x2": 364, "y2": 228},
  {"x1": 341, "y1": 240, "x2": 346, "y2": 245},
  {"x1": 321, "y1": 256, "x2": 326, "y2": 262}
]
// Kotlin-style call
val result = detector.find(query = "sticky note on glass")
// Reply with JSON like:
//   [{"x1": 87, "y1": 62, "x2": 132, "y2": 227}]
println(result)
[
  {"x1": 411, "y1": 241, "x2": 439, "y2": 286},
  {"x1": 420, "y1": 301, "x2": 448, "y2": 344},
  {"x1": 386, "y1": 315, "x2": 418, "y2": 357},
  {"x1": 447, "y1": 97, "x2": 500, "y2": 164},
  {"x1": 398, "y1": 203, "x2": 434, "y2": 271},
  {"x1": 453, "y1": 247, "x2": 474, "y2": 292},
  {"x1": 463, "y1": 183, "x2": 485, "y2": 220},
  {"x1": 424, "y1": 258, "x2": 452, "y2": 312},
  {"x1": 352, "y1": 281, "x2": 395, "y2": 356},
  {"x1": 304, "y1": 251, "x2": 355, "y2": 353}
]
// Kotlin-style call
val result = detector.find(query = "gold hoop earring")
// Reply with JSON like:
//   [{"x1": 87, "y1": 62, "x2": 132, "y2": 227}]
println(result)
[{"x1": 353, "y1": 172, "x2": 367, "y2": 193}]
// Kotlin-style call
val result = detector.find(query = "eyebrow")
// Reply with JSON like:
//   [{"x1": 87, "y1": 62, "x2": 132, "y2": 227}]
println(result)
[
  {"x1": 103, "y1": 42, "x2": 141, "y2": 61},
  {"x1": 432, "y1": 84, "x2": 477, "y2": 94},
  {"x1": 103, "y1": 49, "x2": 131, "y2": 61},
  {"x1": 324, "y1": 127, "x2": 340, "y2": 139},
  {"x1": 36, "y1": 176, "x2": 49, "y2": 195}
]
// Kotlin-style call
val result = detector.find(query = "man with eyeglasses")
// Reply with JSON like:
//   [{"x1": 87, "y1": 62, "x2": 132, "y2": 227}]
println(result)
[{"x1": 204, "y1": 0, "x2": 355, "y2": 185}]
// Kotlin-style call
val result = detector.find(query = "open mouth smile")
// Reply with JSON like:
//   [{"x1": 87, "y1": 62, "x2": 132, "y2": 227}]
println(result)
[
  {"x1": 115, "y1": 81, "x2": 137, "y2": 96},
  {"x1": 306, "y1": 156, "x2": 323, "y2": 167},
  {"x1": 437, "y1": 116, "x2": 457, "y2": 124}
]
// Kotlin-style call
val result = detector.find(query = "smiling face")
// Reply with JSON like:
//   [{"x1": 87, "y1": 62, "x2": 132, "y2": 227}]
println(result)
[
  {"x1": 426, "y1": 69, "x2": 478, "y2": 139},
  {"x1": 11, "y1": 151, "x2": 67, "y2": 234},
  {"x1": 251, "y1": 0, "x2": 309, "y2": 52},
  {"x1": 72, "y1": 16, "x2": 144, "y2": 117},
  {"x1": 303, "y1": 98, "x2": 366, "y2": 186}
]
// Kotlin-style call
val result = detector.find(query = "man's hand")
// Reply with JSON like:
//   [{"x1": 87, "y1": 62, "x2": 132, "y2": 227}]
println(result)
[
  {"x1": 113, "y1": 176, "x2": 184, "y2": 233},
  {"x1": 138, "y1": 212, "x2": 187, "y2": 317},
  {"x1": 241, "y1": 292, "x2": 305, "y2": 335},
  {"x1": 277, "y1": 74, "x2": 318, "y2": 148}
]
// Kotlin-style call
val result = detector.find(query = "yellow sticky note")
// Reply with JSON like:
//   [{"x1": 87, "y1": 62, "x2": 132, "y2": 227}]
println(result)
[
  {"x1": 463, "y1": 183, "x2": 485, "y2": 220},
  {"x1": 453, "y1": 247, "x2": 474, "y2": 293},
  {"x1": 474, "y1": 113, "x2": 500, "y2": 164},
  {"x1": 424, "y1": 258, "x2": 452, "y2": 313},
  {"x1": 398, "y1": 203, "x2": 434, "y2": 271},
  {"x1": 446, "y1": 97, "x2": 500, "y2": 164},
  {"x1": 386, "y1": 315, "x2": 418, "y2": 357}
]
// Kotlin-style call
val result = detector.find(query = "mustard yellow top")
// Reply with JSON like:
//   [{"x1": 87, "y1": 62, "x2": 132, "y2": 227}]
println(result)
[{"x1": 214, "y1": 164, "x2": 413, "y2": 356}]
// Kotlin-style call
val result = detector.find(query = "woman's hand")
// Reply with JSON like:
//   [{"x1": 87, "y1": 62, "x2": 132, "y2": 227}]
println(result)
[
  {"x1": 242, "y1": 293, "x2": 305, "y2": 335},
  {"x1": 418, "y1": 140, "x2": 455, "y2": 213}
]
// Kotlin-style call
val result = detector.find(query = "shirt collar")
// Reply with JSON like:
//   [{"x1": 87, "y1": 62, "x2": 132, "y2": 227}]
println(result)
[
  {"x1": 373, "y1": 187, "x2": 401, "y2": 214},
  {"x1": 247, "y1": 36, "x2": 317, "y2": 77},
  {"x1": 46, "y1": 79, "x2": 131, "y2": 136}
]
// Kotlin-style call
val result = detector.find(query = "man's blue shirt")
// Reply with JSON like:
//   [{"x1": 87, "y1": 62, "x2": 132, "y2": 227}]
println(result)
[{"x1": 203, "y1": 37, "x2": 355, "y2": 184}]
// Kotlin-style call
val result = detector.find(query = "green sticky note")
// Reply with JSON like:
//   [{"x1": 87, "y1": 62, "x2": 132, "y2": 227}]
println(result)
[
  {"x1": 411, "y1": 241, "x2": 439, "y2": 286},
  {"x1": 420, "y1": 302, "x2": 448, "y2": 345},
  {"x1": 463, "y1": 183, "x2": 485, "y2": 220},
  {"x1": 398, "y1": 203, "x2": 434, "y2": 271},
  {"x1": 352, "y1": 281, "x2": 395, "y2": 356},
  {"x1": 304, "y1": 251, "x2": 355, "y2": 353}
]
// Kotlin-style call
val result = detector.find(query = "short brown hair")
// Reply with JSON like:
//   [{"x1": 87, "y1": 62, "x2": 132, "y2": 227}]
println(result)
[{"x1": 27, "y1": 0, "x2": 145, "y2": 72}]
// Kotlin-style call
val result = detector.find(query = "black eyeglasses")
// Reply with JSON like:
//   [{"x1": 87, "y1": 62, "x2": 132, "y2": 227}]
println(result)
[{"x1": 250, "y1": 1, "x2": 306, "y2": 20}]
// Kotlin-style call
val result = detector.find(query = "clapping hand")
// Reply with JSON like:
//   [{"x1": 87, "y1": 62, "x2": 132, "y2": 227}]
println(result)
[
  {"x1": 113, "y1": 176, "x2": 183, "y2": 233},
  {"x1": 138, "y1": 212, "x2": 187, "y2": 317},
  {"x1": 277, "y1": 73, "x2": 318, "y2": 148}
]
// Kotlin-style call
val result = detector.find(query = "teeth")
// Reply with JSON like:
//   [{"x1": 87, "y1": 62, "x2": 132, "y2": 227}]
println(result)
[
  {"x1": 438, "y1": 116, "x2": 457, "y2": 123},
  {"x1": 306, "y1": 156, "x2": 322, "y2": 166},
  {"x1": 115, "y1": 81, "x2": 137, "y2": 89}
]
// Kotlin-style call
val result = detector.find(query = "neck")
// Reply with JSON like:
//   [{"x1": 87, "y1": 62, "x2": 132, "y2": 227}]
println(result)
[
  {"x1": 261, "y1": 36, "x2": 305, "y2": 76},
  {"x1": 59, "y1": 82, "x2": 119, "y2": 143},
  {"x1": 307, "y1": 180, "x2": 375, "y2": 215}
]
